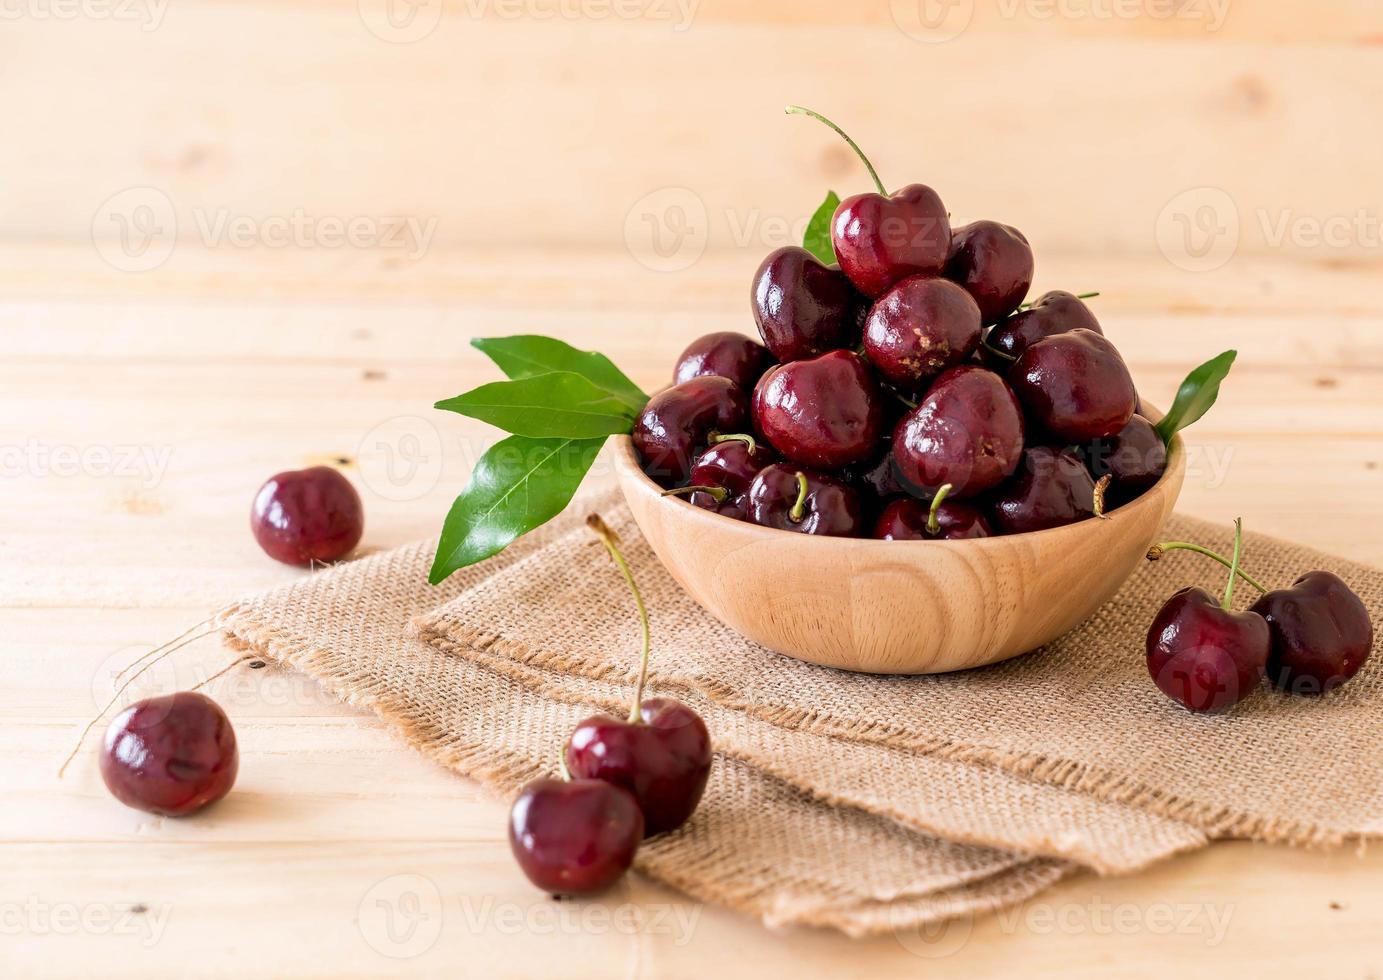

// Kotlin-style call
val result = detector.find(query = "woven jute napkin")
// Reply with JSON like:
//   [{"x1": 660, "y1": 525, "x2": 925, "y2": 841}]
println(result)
[{"x1": 218, "y1": 490, "x2": 1380, "y2": 935}]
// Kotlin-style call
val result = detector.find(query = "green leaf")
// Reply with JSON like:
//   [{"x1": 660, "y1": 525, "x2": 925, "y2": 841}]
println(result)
[
  {"x1": 802, "y1": 191, "x2": 840, "y2": 265},
  {"x1": 1155, "y1": 350, "x2": 1237, "y2": 445},
  {"x1": 471, "y1": 335, "x2": 647, "y2": 413},
  {"x1": 429, "y1": 434, "x2": 604, "y2": 583},
  {"x1": 435, "y1": 372, "x2": 635, "y2": 439}
]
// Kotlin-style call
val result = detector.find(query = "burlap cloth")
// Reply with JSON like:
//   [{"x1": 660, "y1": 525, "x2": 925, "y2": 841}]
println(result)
[{"x1": 217, "y1": 489, "x2": 1380, "y2": 936}]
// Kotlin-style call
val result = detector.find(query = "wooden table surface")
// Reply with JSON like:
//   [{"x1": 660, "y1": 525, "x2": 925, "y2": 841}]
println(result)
[{"x1": 4, "y1": 2, "x2": 1383, "y2": 975}]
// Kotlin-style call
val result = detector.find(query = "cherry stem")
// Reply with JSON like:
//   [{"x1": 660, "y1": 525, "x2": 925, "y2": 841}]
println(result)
[
  {"x1": 785, "y1": 105, "x2": 886, "y2": 196},
  {"x1": 926, "y1": 483, "x2": 953, "y2": 536},
  {"x1": 1146, "y1": 538, "x2": 1269, "y2": 595},
  {"x1": 708, "y1": 432, "x2": 758, "y2": 454},
  {"x1": 1092, "y1": 474, "x2": 1112, "y2": 519},
  {"x1": 1222, "y1": 518, "x2": 1245, "y2": 609},
  {"x1": 587, "y1": 514, "x2": 652, "y2": 725},
  {"x1": 1017, "y1": 291, "x2": 1100, "y2": 310},
  {"x1": 661, "y1": 485, "x2": 729, "y2": 504},
  {"x1": 558, "y1": 746, "x2": 572, "y2": 782},
  {"x1": 788, "y1": 472, "x2": 810, "y2": 523}
]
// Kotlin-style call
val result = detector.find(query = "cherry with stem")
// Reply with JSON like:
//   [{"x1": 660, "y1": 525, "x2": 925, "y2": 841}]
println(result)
[{"x1": 564, "y1": 515, "x2": 713, "y2": 836}]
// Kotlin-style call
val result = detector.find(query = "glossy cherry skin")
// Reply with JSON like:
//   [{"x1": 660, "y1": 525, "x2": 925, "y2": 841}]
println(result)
[
  {"x1": 673, "y1": 331, "x2": 773, "y2": 391},
  {"x1": 508, "y1": 778, "x2": 643, "y2": 894},
  {"x1": 633, "y1": 376, "x2": 748, "y2": 485},
  {"x1": 832, "y1": 184, "x2": 952, "y2": 298},
  {"x1": 863, "y1": 276, "x2": 982, "y2": 390},
  {"x1": 1250, "y1": 571, "x2": 1374, "y2": 695},
  {"x1": 745, "y1": 464, "x2": 865, "y2": 537},
  {"x1": 1084, "y1": 414, "x2": 1167, "y2": 503},
  {"x1": 1146, "y1": 587, "x2": 1270, "y2": 712},
  {"x1": 752, "y1": 350, "x2": 884, "y2": 469},
  {"x1": 985, "y1": 290, "x2": 1103, "y2": 362},
  {"x1": 751, "y1": 246, "x2": 857, "y2": 362},
  {"x1": 685, "y1": 439, "x2": 774, "y2": 518},
  {"x1": 251, "y1": 466, "x2": 364, "y2": 566},
  {"x1": 566, "y1": 698, "x2": 712, "y2": 836},
  {"x1": 945, "y1": 221, "x2": 1034, "y2": 325},
  {"x1": 892, "y1": 366, "x2": 1025, "y2": 499},
  {"x1": 872, "y1": 497, "x2": 992, "y2": 541},
  {"x1": 1010, "y1": 329, "x2": 1137, "y2": 443},
  {"x1": 991, "y1": 446, "x2": 1097, "y2": 534},
  {"x1": 842, "y1": 448, "x2": 907, "y2": 504},
  {"x1": 100, "y1": 692, "x2": 238, "y2": 817}
]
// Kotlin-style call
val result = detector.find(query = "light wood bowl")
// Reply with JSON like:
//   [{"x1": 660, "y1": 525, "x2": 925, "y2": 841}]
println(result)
[{"x1": 613, "y1": 430, "x2": 1186, "y2": 674}]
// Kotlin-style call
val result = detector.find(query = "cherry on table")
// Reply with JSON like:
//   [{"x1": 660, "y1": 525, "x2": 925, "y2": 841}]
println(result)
[
  {"x1": 563, "y1": 516, "x2": 713, "y2": 836},
  {"x1": 945, "y1": 221, "x2": 1034, "y2": 325},
  {"x1": 984, "y1": 290, "x2": 1103, "y2": 363},
  {"x1": 872, "y1": 484, "x2": 992, "y2": 541},
  {"x1": 509, "y1": 777, "x2": 644, "y2": 894},
  {"x1": 745, "y1": 464, "x2": 865, "y2": 537},
  {"x1": 251, "y1": 465, "x2": 364, "y2": 566},
  {"x1": 1251, "y1": 570, "x2": 1374, "y2": 695},
  {"x1": 786, "y1": 106, "x2": 950, "y2": 298},
  {"x1": 863, "y1": 276, "x2": 982, "y2": 390},
  {"x1": 752, "y1": 350, "x2": 884, "y2": 470},
  {"x1": 1145, "y1": 520, "x2": 1270, "y2": 712},
  {"x1": 751, "y1": 246, "x2": 858, "y2": 362},
  {"x1": 891, "y1": 365, "x2": 1025, "y2": 499},
  {"x1": 673, "y1": 331, "x2": 773, "y2": 391},
  {"x1": 991, "y1": 446, "x2": 1098, "y2": 534},
  {"x1": 1009, "y1": 328, "x2": 1137, "y2": 443},
  {"x1": 100, "y1": 691, "x2": 238, "y2": 817},
  {"x1": 633, "y1": 376, "x2": 748, "y2": 485}
]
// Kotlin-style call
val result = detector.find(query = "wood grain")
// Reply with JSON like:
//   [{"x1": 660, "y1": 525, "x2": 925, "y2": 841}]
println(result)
[{"x1": 3, "y1": 0, "x2": 1382, "y2": 974}]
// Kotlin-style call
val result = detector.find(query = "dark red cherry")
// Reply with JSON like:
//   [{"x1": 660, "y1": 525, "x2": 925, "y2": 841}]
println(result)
[
  {"x1": 100, "y1": 692, "x2": 238, "y2": 817},
  {"x1": 750, "y1": 246, "x2": 857, "y2": 362},
  {"x1": 985, "y1": 290, "x2": 1103, "y2": 363},
  {"x1": 675, "y1": 437, "x2": 774, "y2": 518},
  {"x1": 872, "y1": 495, "x2": 992, "y2": 541},
  {"x1": 832, "y1": 184, "x2": 951, "y2": 298},
  {"x1": 1146, "y1": 587, "x2": 1269, "y2": 712},
  {"x1": 1010, "y1": 328, "x2": 1137, "y2": 443},
  {"x1": 752, "y1": 350, "x2": 884, "y2": 469},
  {"x1": 842, "y1": 447, "x2": 907, "y2": 504},
  {"x1": 251, "y1": 466, "x2": 364, "y2": 566},
  {"x1": 745, "y1": 464, "x2": 864, "y2": 537},
  {"x1": 1250, "y1": 571, "x2": 1374, "y2": 695},
  {"x1": 945, "y1": 221, "x2": 1034, "y2": 325},
  {"x1": 633, "y1": 376, "x2": 748, "y2": 485},
  {"x1": 863, "y1": 276, "x2": 982, "y2": 390},
  {"x1": 991, "y1": 446, "x2": 1098, "y2": 534},
  {"x1": 508, "y1": 778, "x2": 643, "y2": 894},
  {"x1": 566, "y1": 697, "x2": 712, "y2": 836},
  {"x1": 891, "y1": 365, "x2": 1025, "y2": 499},
  {"x1": 673, "y1": 331, "x2": 773, "y2": 391},
  {"x1": 1083, "y1": 414, "x2": 1167, "y2": 502}
]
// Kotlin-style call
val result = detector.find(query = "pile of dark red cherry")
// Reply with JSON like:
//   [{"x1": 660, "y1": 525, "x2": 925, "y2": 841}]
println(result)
[{"x1": 634, "y1": 214, "x2": 1159, "y2": 540}]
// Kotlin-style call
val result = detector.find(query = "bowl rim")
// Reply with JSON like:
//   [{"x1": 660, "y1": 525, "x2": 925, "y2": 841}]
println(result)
[{"x1": 612, "y1": 421, "x2": 1186, "y2": 550}]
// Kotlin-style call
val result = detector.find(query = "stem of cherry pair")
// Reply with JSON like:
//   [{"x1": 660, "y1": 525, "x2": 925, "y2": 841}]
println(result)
[
  {"x1": 785, "y1": 105, "x2": 887, "y2": 196},
  {"x1": 586, "y1": 515, "x2": 652, "y2": 725},
  {"x1": 926, "y1": 484, "x2": 954, "y2": 536},
  {"x1": 1146, "y1": 519, "x2": 1270, "y2": 596}
]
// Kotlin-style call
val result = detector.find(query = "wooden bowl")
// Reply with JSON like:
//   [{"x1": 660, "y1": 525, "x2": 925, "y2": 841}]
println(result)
[{"x1": 613, "y1": 431, "x2": 1186, "y2": 674}]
